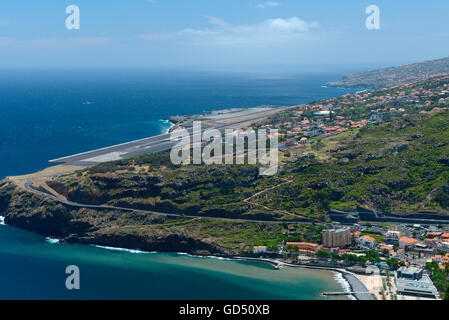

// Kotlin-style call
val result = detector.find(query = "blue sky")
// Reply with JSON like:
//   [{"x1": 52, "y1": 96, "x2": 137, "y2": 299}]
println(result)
[{"x1": 1, "y1": 0, "x2": 449, "y2": 70}]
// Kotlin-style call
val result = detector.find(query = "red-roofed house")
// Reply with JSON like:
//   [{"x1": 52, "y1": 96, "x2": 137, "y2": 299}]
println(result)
[
  {"x1": 399, "y1": 237, "x2": 418, "y2": 249},
  {"x1": 253, "y1": 246, "x2": 267, "y2": 254},
  {"x1": 358, "y1": 235, "x2": 376, "y2": 249},
  {"x1": 286, "y1": 242, "x2": 319, "y2": 253}
]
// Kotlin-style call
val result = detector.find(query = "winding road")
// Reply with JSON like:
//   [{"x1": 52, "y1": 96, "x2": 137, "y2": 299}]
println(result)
[{"x1": 23, "y1": 180, "x2": 311, "y2": 225}]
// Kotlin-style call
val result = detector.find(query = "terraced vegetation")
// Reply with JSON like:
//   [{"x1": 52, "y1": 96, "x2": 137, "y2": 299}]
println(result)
[{"x1": 264, "y1": 111, "x2": 449, "y2": 214}]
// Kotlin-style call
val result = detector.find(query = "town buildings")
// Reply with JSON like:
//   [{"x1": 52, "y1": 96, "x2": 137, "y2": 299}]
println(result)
[
  {"x1": 395, "y1": 266, "x2": 438, "y2": 298},
  {"x1": 358, "y1": 235, "x2": 376, "y2": 249},
  {"x1": 385, "y1": 231, "x2": 401, "y2": 245},
  {"x1": 252, "y1": 246, "x2": 267, "y2": 254},
  {"x1": 261, "y1": 74, "x2": 449, "y2": 153},
  {"x1": 286, "y1": 242, "x2": 319, "y2": 254},
  {"x1": 399, "y1": 236, "x2": 419, "y2": 250},
  {"x1": 322, "y1": 228, "x2": 351, "y2": 248}
]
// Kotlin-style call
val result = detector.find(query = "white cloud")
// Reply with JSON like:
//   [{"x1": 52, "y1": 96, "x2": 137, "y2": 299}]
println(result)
[
  {"x1": 255, "y1": 2, "x2": 280, "y2": 9},
  {"x1": 206, "y1": 16, "x2": 229, "y2": 27},
  {"x1": 177, "y1": 17, "x2": 319, "y2": 46}
]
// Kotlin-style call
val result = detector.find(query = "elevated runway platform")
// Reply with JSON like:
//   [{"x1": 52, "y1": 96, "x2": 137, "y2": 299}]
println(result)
[{"x1": 49, "y1": 106, "x2": 290, "y2": 166}]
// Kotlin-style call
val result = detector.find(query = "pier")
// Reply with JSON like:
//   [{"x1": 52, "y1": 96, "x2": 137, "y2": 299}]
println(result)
[{"x1": 323, "y1": 292, "x2": 367, "y2": 296}]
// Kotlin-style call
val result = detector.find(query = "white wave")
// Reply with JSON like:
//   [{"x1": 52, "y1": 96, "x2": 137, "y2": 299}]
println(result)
[
  {"x1": 176, "y1": 252, "x2": 226, "y2": 260},
  {"x1": 0, "y1": 216, "x2": 5, "y2": 225},
  {"x1": 205, "y1": 255, "x2": 232, "y2": 261},
  {"x1": 92, "y1": 245, "x2": 153, "y2": 254},
  {"x1": 333, "y1": 271, "x2": 356, "y2": 300},
  {"x1": 45, "y1": 237, "x2": 60, "y2": 244},
  {"x1": 177, "y1": 252, "x2": 195, "y2": 257},
  {"x1": 160, "y1": 119, "x2": 175, "y2": 134}
]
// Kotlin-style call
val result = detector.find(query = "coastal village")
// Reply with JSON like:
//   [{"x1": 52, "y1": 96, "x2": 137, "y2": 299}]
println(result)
[
  {"x1": 252, "y1": 223, "x2": 449, "y2": 300},
  {"x1": 257, "y1": 74, "x2": 449, "y2": 150},
  {"x1": 248, "y1": 74, "x2": 449, "y2": 301}
]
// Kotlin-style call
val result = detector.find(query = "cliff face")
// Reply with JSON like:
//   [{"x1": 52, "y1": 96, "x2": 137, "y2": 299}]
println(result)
[
  {"x1": 0, "y1": 178, "x2": 310, "y2": 257},
  {"x1": 48, "y1": 164, "x2": 291, "y2": 222},
  {"x1": 0, "y1": 180, "x2": 93, "y2": 237},
  {"x1": 70, "y1": 232, "x2": 223, "y2": 256},
  {"x1": 0, "y1": 180, "x2": 225, "y2": 256}
]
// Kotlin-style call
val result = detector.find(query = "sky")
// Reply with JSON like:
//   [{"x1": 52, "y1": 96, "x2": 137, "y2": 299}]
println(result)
[{"x1": 0, "y1": 0, "x2": 449, "y2": 71}]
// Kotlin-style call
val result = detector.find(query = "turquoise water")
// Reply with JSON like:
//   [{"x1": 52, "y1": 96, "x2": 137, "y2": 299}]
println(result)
[
  {"x1": 0, "y1": 69, "x2": 356, "y2": 299},
  {"x1": 0, "y1": 222, "x2": 346, "y2": 299}
]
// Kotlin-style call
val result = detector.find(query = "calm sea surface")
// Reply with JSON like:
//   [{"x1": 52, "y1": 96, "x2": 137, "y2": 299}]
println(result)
[{"x1": 0, "y1": 69, "x2": 355, "y2": 299}]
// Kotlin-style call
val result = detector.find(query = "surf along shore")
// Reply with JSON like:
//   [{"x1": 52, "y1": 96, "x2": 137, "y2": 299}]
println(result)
[{"x1": 0, "y1": 218, "x2": 371, "y2": 301}]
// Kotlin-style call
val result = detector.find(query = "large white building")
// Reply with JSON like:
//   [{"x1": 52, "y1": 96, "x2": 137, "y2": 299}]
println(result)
[
  {"x1": 385, "y1": 231, "x2": 401, "y2": 245},
  {"x1": 358, "y1": 235, "x2": 376, "y2": 249},
  {"x1": 396, "y1": 266, "x2": 438, "y2": 298}
]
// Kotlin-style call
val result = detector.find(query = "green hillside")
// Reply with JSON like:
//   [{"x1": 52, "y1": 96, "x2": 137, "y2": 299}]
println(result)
[{"x1": 327, "y1": 57, "x2": 449, "y2": 89}]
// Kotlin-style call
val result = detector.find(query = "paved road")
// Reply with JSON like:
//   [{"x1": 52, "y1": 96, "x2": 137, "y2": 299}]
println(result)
[
  {"x1": 23, "y1": 180, "x2": 309, "y2": 225},
  {"x1": 49, "y1": 109, "x2": 288, "y2": 166}
]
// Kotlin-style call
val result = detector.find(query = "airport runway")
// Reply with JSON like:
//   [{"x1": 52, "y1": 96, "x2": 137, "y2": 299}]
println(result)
[{"x1": 49, "y1": 108, "x2": 288, "y2": 166}]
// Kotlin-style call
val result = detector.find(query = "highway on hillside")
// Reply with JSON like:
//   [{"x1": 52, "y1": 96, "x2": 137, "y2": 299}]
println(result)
[{"x1": 23, "y1": 180, "x2": 311, "y2": 224}]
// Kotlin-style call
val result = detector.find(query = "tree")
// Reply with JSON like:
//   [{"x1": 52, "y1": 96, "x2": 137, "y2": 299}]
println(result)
[
  {"x1": 425, "y1": 261, "x2": 439, "y2": 273},
  {"x1": 359, "y1": 256, "x2": 368, "y2": 264},
  {"x1": 317, "y1": 250, "x2": 330, "y2": 259},
  {"x1": 366, "y1": 250, "x2": 381, "y2": 263},
  {"x1": 387, "y1": 258, "x2": 399, "y2": 269},
  {"x1": 444, "y1": 287, "x2": 449, "y2": 301},
  {"x1": 330, "y1": 252, "x2": 340, "y2": 262},
  {"x1": 341, "y1": 254, "x2": 358, "y2": 264},
  {"x1": 445, "y1": 263, "x2": 449, "y2": 276}
]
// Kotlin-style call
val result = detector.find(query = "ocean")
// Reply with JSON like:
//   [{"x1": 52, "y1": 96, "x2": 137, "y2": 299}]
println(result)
[{"x1": 0, "y1": 69, "x2": 356, "y2": 299}]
